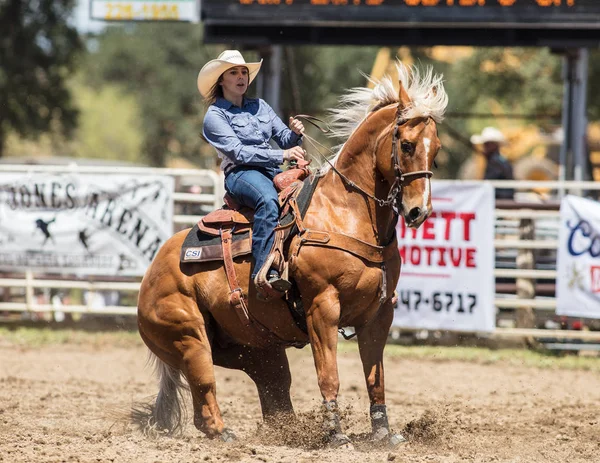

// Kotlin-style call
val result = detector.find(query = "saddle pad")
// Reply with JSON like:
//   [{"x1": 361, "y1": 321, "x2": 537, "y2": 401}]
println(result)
[
  {"x1": 180, "y1": 174, "x2": 320, "y2": 264},
  {"x1": 181, "y1": 225, "x2": 251, "y2": 263}
]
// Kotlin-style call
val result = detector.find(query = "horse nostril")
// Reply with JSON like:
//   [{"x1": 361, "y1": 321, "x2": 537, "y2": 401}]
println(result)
[{"x1": 408, "y1": 207, "x2": 422, "y2": 222}]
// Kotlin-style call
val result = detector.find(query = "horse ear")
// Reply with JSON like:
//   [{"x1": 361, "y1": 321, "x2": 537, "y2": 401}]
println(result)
[{"x1": 398, "y1": 80, "x2": 411, "y2": 109}]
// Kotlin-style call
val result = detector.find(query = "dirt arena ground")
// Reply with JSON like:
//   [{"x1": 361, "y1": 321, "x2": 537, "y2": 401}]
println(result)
[{"x1": 1, "y1": 331, "x2": 599, "y2": 463}]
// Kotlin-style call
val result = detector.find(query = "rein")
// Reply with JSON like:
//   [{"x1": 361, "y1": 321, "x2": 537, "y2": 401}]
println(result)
[
  {"x1": 289, "y1": 112, "x2": 432, "y2": 318},
  {"x1": 293, "y1": 114, "x2": 433, "y2": 210}
]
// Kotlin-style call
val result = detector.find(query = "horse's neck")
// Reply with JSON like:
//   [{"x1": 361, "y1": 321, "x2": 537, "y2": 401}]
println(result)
[{"x1": 307, "y1": 124, "x2": 396, "y2": 244}]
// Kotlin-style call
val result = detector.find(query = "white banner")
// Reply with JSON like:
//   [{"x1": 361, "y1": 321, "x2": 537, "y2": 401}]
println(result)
[
  {"x1": 556, "y1": 195, "x2": 600, "y2": 319},
  {"x1": 91, "y1": 0, "x2": 199, "y2": 22},
  {"x1": 0, "y1": 173, "x2": 174, "y2": 276},
  {"x1": 393, "y1": 182, "x2": 495, "y2": 333}
]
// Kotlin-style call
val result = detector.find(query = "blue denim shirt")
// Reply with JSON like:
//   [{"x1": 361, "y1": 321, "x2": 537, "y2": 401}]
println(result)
[{"x1": 202, "y1": 97, "x2": 302, "y2": 175}]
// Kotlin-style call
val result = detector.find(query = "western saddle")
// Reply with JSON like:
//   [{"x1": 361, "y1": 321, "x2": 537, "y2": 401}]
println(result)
[{"x1": 196, "y1": 160, "x2": 312, "y2": 322}]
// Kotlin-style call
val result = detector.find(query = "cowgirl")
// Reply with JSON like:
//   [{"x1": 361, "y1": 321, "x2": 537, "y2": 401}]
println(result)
[{"x1": 198, "y1": 50, "x2": 305, "y2": 294}]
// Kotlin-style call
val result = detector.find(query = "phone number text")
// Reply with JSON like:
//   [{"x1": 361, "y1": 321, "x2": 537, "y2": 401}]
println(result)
[{"x1": 396, "y1": 290, "x2": 477, "y2": 313}]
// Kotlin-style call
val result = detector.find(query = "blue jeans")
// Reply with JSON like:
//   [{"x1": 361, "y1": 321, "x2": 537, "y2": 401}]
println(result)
[{"x1": 225, "y1": 167, "x2": 281, "y2": 279}]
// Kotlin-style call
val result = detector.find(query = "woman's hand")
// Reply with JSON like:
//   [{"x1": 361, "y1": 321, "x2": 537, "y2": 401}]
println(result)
[
  {"x1": 283, "y1": 146, "x2": 305, "y2": 163},
  {"x1": 289, "y1": 117, "x2": 305, "y2": 135}
]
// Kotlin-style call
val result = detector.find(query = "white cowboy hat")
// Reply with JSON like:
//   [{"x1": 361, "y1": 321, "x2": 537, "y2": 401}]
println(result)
[
  {"x1": 470, "y1": 127, "x2": 507, "y2": 145},
  {"x1": 197, "y1": 50, "x2": 262, "y2": 97}
]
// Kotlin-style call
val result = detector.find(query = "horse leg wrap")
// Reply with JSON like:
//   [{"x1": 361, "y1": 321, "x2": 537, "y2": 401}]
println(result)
[
  {"x1": 322, "y1": 400, "x2": 342, "y2": 435},
  {"x1": 370, "y1": 404, "x2": 407, "y2": 446},
  {"x1": 322, "y1": 400, "x2": 353, "y2": 448},
  {"x1": 370, "y1": 404, "x2": 390, "y2": 440}
]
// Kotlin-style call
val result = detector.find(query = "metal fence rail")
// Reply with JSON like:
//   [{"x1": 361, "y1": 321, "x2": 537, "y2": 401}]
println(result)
[
  {"x1": 1, "y1": 172, "x2": 600, "y2": 342},
  {"x1": 0, "y1": 275, "x2": 138, "y2": 315},
  {"x1": 485, "y1": 180, "x2": 600, "y2": 343}
]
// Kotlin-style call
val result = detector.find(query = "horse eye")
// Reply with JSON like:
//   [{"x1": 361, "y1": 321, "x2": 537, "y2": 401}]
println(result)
[{"x1": 401, "y1": 142, "x2": 414, "y2": 154}]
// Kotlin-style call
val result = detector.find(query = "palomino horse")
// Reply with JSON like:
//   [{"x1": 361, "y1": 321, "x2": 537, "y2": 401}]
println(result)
[{"x1": 137, "y1": 62, "x2": 447, "y2": 447}]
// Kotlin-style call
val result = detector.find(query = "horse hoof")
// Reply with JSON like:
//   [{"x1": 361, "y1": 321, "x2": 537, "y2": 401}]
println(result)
[
  {"x1": 388, "y1": 433, "x2": 407, "y2": 447},
  {"x1": 220, "y1": 428, "x2": 237, "y2": 443},
  {"x1": 372, "y1": 428, "x2": 406, "y2": 447},
  {"x1": 328, "y1": 432, "x2": 354, "y2": 450},
  {"x1": 372, "y1": 427, "x2": 389, "y2": 441}
]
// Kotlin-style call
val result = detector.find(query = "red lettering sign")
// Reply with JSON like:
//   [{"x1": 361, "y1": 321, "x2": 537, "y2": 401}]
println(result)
[
  {"x1": 399, "y1": 244, "x2": 477, "y2": 268},
  {"x1": 399, "y1": 211, "x2": 476, "y2": 242}
]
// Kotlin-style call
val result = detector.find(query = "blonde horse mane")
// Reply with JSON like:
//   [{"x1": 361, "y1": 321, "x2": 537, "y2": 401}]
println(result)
[{"x1": 318, "y1": 61, "x2": 448, "y2": 176}]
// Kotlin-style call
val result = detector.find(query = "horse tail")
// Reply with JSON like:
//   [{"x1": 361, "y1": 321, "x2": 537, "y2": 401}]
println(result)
[{"x1": 132, "y1": 351, "x2": 188, "y2": 436}]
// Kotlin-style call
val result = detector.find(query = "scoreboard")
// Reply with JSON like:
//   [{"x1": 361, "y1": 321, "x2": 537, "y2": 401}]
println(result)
[{"x1": 201, "y1": 0, "x2": 600, "y2": 46}]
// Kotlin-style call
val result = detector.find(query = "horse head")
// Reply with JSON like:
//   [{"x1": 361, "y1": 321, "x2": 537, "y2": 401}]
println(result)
[
  {"x1": 372, "y1": 64, "x2": 447, "y2": 228},
  {"x1": 325, "y1": 62, "x2": 447, "y2": 231}
]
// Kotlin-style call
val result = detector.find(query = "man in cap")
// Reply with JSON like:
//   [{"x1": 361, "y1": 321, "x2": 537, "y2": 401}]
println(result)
[{"x1": 471, "y1": 127, "x2": 514, "y2": 200}]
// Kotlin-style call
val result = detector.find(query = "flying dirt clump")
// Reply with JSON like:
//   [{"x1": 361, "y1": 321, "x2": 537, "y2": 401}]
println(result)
[
  {"x1": 402, "y1": 409, "x2": 444, "y2": 444},
  {"x1": 252, "y1": 405, "x2": 355, "y2": 450}
]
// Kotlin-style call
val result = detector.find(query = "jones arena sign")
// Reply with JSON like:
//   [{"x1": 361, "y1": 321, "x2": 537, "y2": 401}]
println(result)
[{"x1": 0, "y1": 173, "x2": 173, "y2": 276}]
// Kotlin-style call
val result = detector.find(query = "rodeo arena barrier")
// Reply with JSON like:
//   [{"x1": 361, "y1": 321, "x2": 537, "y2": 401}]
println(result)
[{"x1": 1, "y1": 164, "x2": 600, "y2": 351}]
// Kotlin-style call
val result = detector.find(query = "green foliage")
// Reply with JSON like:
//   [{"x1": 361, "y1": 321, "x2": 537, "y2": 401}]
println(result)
[
  {"x1": 70, "y1": 76, "x2": 143, "y2": 163},
  {"x1": 0, "y1": 1, "x2": 599, "y2": 177},
  {"x1": 449, "y1": 48, "x2": 562, "y2": 122},
  {"x1": 280, "y1": 46, "x2": 380, "y2": 116},
  {"x1": 0, "y1": 0, "x2": 82, "y2": 156},
  {"x1": 82, "y1": 24, "x2": 222, "y2": 167},
  {"x1": 4, "y1": 75, "x2": 143, "y2": 163}
]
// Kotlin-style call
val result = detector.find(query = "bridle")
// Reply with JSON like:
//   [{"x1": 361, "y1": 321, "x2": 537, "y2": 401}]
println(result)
[
  {"x1": 296, "y1": 113, "x2": 434, "y2": 211},
  {"x1": 384, "y1": 114, "x2": 434, "y2": 209}
]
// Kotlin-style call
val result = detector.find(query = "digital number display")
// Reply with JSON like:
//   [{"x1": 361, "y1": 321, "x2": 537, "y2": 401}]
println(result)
[
  {"x1": 202, "y1": 0, "x2": 600, "y2": 45},
  {"x1": 231, "y1": 0, "x2": 576, "y2": 5},
  {"x1": 100, "y1": 3, "x2": 179, "y2": 20},
  {"x1": 203, "y1": 0, "x2": 600, "y2": 26},
  {"x1": 91, "y1": 0, "x2": 199, "y2": 22}
]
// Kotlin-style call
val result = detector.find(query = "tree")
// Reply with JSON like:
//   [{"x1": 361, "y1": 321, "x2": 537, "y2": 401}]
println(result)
[
  {"x1": 448, "y1": 48, "x2": 562, "y2": 121},
  {"x1": 83, "y1": 23, "x2": 222, "y2": 168},
  {"x1": 71, "y1": 79, "x2": 144, "y2": 163},
  {"x1": 0, "y1": 0, "x2": 82, "y2": 157},
  {"x1": 280, "y1": 45, "x2": 380, "y2": 116},
  {"x1": 3, "y1": 75, "x2": 143, "y2": 163}
]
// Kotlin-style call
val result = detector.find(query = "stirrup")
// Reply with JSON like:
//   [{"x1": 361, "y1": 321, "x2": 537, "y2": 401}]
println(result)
[
  {"x1": 254, "y1": 269, "x2": 290, "y2": 301},
  {"x1": 268, "y1": 273, "x2": 292, "y2": 292},
  {"x1": 255, "y1": 281, "x2": 287, "y2": 301}
]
